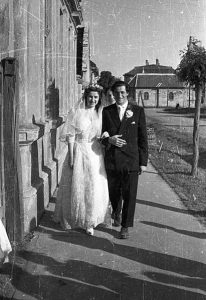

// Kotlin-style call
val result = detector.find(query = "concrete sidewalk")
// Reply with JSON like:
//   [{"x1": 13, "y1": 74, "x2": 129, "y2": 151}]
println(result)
[{"x1": 3, "y1": 162, "x2": 206, "y2": 300}]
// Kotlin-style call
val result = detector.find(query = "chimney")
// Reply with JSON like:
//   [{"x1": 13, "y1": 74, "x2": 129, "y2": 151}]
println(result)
[
  {"x1": 188, "y1": 36, "x2": 192, "y2": 48},
  {"x1": 145, "y1": 60, "x2": 149, "y2": 66},
  {"x1": 156, "y1": 59, "x2": 159, "y2": 66}
]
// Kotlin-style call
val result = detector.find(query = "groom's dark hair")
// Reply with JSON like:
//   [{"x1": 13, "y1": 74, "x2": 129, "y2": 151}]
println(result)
[{"x1": 111, "y1": 80, "x2": 130, "y2": 93}]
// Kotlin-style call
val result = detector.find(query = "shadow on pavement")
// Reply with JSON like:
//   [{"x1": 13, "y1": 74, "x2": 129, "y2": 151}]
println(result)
[
  {"x1": 156, "y1": 108, "x2": 206, "y2": 120},
  {"x1": 144, "y1": 270, "x2": 206, "y2": 293},
  {"x1": 11, "y1": 250, "x2": 206, "y2": 300},
  {"x1": 33, "y1": 226, "x2": 206, "y2": 279},
  {"x1": 8, "y1": 208, "x2": 206, "y2": 300},
  {"x1": 136, "y1": 199, "x2": 200, "y2": 216},
  {"x1": 161, "y1": 108, "x2": 195, "y2": 115},
  {"x1": 140, "y1": 221, "x2": 206, "y2": 239}
]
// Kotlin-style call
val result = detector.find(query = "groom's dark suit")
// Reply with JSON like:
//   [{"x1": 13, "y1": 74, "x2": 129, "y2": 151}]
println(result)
[{"x1": 102, "y1": 102, "x2": 148, "y2": 228}]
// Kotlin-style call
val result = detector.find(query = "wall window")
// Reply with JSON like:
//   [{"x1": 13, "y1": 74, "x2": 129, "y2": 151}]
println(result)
[
  {"x1": 169, "y1": 92, "x2": 174, "y2": 100},
  {"x1": 144, "y1": 92, "x2": 149, "y2": 100}
]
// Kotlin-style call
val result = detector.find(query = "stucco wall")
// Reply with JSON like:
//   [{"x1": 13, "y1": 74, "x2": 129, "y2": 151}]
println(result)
[
  {"x1": 135, "y1": 88, "x2": 195, "y2": 108},
  {"x1": 1, "y1": 0, "x2": 84, "y2": 237},
  {"x1": 0, "y1": 1, "x2": 10, "y2": 56}
]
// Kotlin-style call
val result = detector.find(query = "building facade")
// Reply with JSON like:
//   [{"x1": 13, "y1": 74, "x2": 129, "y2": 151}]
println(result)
[
  {"x1": 0, "y1": 0, "x2": 88, "y2": 241},
  {"x1": 124, "y1": 59, "x2": 195, "y2": 108},
  {"x1": 90, "y1": 60, "x2": 99, "y2": 84}
]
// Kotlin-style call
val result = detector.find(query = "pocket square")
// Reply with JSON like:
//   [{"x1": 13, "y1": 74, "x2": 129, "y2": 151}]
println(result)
[{"x1": 131, "y1": 121, "x2": 136, "y2": 124}]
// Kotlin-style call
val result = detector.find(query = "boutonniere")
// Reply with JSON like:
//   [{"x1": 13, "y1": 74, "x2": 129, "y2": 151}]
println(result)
[{"x1": 125, "y1": 109, "x2": 133, "y2": 119}]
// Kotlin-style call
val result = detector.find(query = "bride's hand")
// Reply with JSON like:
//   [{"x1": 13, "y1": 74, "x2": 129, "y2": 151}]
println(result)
[{"x1": 97, "y1": 131, "x2": 110, "y2": 144}]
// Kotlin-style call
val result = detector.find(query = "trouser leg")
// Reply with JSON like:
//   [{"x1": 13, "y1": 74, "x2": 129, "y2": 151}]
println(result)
[
  {"x1": 106, "y1": 170, "x2": 121, "y2": 215},
  {"x1": 121, "y1": 172, "x2": 139, "y2": 228},
  {"x1": 115, "y1": 190, "x2": 123, "y2": 215}
]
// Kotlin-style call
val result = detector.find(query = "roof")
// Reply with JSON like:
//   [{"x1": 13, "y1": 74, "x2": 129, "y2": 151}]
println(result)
[
  {"x1": 124, "y1": 64, "x2": 175, "y2": 76},
  {"x1": 129, "y1": 74, "x2": 186, "y2": 89}
]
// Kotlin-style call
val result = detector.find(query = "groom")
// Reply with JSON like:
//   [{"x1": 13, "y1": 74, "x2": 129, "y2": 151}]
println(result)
[{"x1": 102, "y1": 80, "x2": 148, "y2": 239}]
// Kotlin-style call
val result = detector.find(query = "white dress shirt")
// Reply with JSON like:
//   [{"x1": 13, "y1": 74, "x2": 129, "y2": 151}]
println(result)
[{"x1": 116, "y1": 101, "x2": 128, "y2": 121}]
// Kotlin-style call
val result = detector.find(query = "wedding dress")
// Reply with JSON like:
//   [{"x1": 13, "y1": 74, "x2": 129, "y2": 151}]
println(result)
[
  {"x1": 53, "y1": 106, "x2": 110, "y2": 230},
  {"x1": 0, "y1": 219, "x2": 12, "y2": 263}
]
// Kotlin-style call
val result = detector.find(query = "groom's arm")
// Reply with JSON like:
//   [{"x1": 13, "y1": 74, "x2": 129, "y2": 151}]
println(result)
[
  {"x1": 138, "y1": 107, "x2": 148, "y2": 168},
  {"x1": 101, "y1": 109, "x2": 126, "y2": 148}
]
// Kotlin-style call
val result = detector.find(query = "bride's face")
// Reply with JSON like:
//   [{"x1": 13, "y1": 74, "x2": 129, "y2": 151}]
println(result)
[{"x1": 86, "y1": 91, "x2": 100, "y2": 109}]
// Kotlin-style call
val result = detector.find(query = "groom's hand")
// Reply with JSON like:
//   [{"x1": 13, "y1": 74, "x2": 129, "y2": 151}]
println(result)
[
  {"x1": 139, "y1": 166, "x2": 147, "y2": 174},
  {"x1": 109, "y1": 135, "x2": 127, "y2": 148}
]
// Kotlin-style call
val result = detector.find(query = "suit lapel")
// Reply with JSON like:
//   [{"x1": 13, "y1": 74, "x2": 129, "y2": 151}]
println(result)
[{"x1": 110, "y1": 104, "x2": 121, "y2": 128}]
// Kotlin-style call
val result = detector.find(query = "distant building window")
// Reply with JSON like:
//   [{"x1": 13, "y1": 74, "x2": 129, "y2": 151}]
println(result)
[
  {"x1": 144, "y1": 92, "x2": 149, "y2": 100},
  {"x1": 169, "y1": 92, "x2": 174, "y2": 100}
]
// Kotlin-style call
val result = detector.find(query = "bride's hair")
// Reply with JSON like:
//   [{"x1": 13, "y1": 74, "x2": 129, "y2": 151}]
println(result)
[{"x1": 83, "y1": 86, "x2": 102, "y2": 111}]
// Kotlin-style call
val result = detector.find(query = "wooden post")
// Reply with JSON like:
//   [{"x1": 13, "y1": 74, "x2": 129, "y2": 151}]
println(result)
[
  {"x1": 141, "y1": 91, "x2": 144, "y2": 107},
  {"x1": 0, "y1": 64, "x2": 5, "y2": 224},
  {"x1": 189, "y1": 84, "x2": 191, "y2": 108},
  {"x1": 2, "y1": 57, "x2": 23, "y2": 242},
  {"x1": 156, "y1": 88, "x2": 159, "y2": 108}
]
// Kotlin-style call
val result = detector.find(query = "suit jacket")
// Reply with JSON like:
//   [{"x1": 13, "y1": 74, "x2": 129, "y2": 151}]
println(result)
[{"x1": 102, "y1": 102, "x2": 148, "y2": 172}]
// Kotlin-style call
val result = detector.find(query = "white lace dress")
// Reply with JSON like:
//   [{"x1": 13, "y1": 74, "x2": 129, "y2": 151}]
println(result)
[
  {"x1": 0, "y1": 220, "x2": 12, "y2": 263},
  {"x1": 54, "y1": 107, "x2": 110, "y2": 230}
]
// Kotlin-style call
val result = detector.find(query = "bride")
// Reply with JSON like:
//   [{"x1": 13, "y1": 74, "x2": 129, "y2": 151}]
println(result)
[{"x1": 53, "y1": 85, "x2": 110, "y2": 235}]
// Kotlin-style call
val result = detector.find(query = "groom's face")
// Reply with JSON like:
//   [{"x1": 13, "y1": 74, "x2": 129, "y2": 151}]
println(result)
[{"x1": 113, "y1": 85, "x2": 128, "y2": 106}]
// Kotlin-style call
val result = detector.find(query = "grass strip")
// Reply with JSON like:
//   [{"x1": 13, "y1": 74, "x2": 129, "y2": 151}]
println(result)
[{"x1": 146, "y1": 116, "x2": 206, "y2": 225}]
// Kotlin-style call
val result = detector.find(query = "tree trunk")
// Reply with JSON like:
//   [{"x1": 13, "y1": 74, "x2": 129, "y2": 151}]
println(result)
[{"x1": 191, "y1": 83, "x2": 202, "y2": 177}]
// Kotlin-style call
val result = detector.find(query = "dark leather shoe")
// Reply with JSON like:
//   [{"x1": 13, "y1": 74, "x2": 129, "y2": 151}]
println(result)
[
  {"x1": 113, "y1": 214, "x2": 121, "y2": 227},
  {"x1": 120, "y1": 227, "x2": 129, "y2": 239}
]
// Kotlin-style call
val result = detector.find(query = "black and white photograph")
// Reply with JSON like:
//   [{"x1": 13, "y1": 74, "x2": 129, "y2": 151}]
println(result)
[{"x1": 0, "y1": 0, "x2": 206, "y2": 299}]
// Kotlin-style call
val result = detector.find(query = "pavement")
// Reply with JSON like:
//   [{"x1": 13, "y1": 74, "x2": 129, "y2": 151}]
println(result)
[
  {"x1": 1, "y1": 162, "x2": 206, "y2": 300},
  {"x1": 145, "y1": 108, "x2": 206, "y2": 139}
]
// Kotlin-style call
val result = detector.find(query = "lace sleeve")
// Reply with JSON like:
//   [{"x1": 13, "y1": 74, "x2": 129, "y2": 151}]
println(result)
[{"x1": 59, "y1": 108, "x2": 77, "y2": 143}]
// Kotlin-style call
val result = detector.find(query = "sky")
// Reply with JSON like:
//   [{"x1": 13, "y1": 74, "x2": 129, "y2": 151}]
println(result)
[{"x1": 82, "y1": 0, "x2": 206, "y2": 77}]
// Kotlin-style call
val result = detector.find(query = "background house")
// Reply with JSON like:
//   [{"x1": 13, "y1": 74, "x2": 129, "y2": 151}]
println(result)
[
  {"x1": 124, "y1": 59, "x2": 195, "y2": 108},
  {"x1": 0, "y1": 0, "x2": 89, "y2": 242}
]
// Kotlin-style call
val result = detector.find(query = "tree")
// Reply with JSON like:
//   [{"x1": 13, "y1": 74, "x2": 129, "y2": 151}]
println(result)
[
  {"x1": 90, "y1": 60, "x2": 99, "y2": 78},
  {"x1": 97, "y1": 71, "x2": 117, "y2": 92},
  {"x1": 176, "y1": 37, "x2": 206, "y2": 177}
]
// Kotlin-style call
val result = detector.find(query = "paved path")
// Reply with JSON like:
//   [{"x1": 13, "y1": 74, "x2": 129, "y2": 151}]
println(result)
[
  {"x1": 145, "y1": 108, "x2": 206, "y2": 139},
  {"x1": 4, "y1": 163, "x2": 206, "y2": 300}
]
